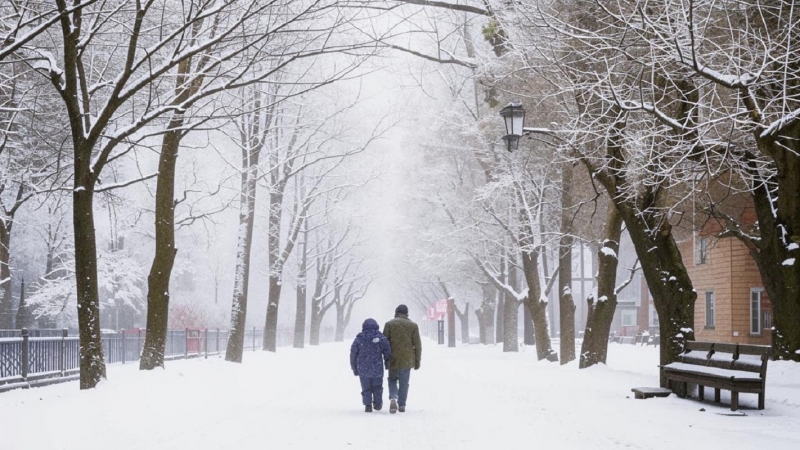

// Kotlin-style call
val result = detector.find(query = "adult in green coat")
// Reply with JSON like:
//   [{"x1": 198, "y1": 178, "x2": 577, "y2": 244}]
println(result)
[{"x1": 383, "y1": 304, "x2": 421, "y2": 413}]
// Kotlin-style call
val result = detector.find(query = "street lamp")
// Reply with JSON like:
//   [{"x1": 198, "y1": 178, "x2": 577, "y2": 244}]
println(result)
[{"x1": 499, "y1": 102, "x2": 526, "y2": 152}]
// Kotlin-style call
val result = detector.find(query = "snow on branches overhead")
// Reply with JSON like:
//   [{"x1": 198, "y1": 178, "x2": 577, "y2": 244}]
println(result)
[{"x1": 27, "y1": 248, "x2": 145, "y2": 328}]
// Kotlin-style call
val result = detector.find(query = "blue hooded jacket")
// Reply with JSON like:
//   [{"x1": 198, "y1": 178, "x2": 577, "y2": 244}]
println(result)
[{"x1": 350, "y1": 318, "x2": 391, "y2": 378}]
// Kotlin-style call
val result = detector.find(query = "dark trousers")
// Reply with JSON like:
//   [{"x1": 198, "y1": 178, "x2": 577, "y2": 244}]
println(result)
[
  {"x1": 388, "y1": 368, "x2": 411, "y2": 406},
  {"x1": 359, "y1": 376, "x2": 383, "y2": 406}
]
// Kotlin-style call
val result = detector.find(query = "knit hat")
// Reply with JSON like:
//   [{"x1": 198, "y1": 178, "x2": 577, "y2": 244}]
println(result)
[{"x1": 395, "y1": 304, "x2": 409, "y2": 315}]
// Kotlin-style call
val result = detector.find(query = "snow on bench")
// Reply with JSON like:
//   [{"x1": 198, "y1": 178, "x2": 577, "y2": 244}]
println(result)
[{"x1": 661, "y1": 341, "x2": 771, "y2": 411}]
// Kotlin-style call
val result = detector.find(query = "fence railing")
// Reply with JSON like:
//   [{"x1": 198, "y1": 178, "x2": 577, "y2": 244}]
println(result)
[
  {"x1": 0, "y1": 326, "x2": 334, "y2": 392},
  {"x1": 0, "y1": 329, "x2": 68, "y2": 338}
]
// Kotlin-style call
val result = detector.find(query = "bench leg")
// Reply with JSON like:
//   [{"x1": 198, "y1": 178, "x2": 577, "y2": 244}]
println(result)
[
  {"x1": 698, "y1": 385, "x2": 704, "y2": 402},
  {"x1": 714, "y1": 388, "x2": 720, "y2": 403},
  {"x1": 731, "y1": 391, "x2": 739, "y2": 411},
  {"x1": 758, "y1": 392, "x2": 765, "y2": 410},
  {"x1": 682, "y1": 381, "x2": 688, "y2": 398}
]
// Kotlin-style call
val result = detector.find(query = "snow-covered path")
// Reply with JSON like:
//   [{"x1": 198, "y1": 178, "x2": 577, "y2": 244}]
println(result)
[{"x1": 2, "y1": 339, "x2": 800, "y2": 450}]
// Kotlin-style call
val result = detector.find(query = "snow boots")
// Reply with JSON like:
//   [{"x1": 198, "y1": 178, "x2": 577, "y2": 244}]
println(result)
[
  {"x1": 365, "y1": 405, "x2": 373, "y2": 413},
  {"x1": 373, "y1": 403, "x2": 382, "y2": 411},
  {"x1": 389, "y1": 399, "x2": 398, "y2": 414}
]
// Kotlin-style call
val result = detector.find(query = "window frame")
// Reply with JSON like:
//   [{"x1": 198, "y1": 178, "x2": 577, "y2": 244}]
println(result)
[
  {"x1": 649, "y1": 302, "x2": 659, "y2": 327},
  {"x1": 750, "y1": 288, "x2": 763, "y2": 335},
  {"x1": 696, "y1": 236, "x2": 708, "y2": 265},
  {"x1": 704, "y1": 290, "x2": 715, "y2": 329},
  {"x1": 621, "y1": 309, "x2": 637, "y2": 327}
]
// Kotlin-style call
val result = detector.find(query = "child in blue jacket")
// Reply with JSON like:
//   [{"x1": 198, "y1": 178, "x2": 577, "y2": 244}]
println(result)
[{"x1": 350, "y1": 318, "x2": 392, "y2": 412}]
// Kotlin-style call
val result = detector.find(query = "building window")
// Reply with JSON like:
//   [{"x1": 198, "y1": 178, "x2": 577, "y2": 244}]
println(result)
[
  {"x1": 763, "y1": 310, "x2": 772, "y2": 330},
  {"x1": 621, "y1": 309, "x2": 637, "y2": 327},
  {"x1": 705, "y1": 291, "x2": 715, "y2": 328},
  {"x1": 649, "y1": 303, "x2": 659, "y2": 327},
  {"x1": 751, "y1": 289, "x2": 763, "y2": 335},
  {"x1": 696, "y1": 237, "x2": 708, "y2": 264}
]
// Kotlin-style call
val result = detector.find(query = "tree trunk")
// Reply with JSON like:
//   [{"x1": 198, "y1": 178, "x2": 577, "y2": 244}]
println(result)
[
  {"x1": 591, "y1": 113, "x2": 696, "y2": 382},
  {"x1": 0, "y1": 225, "x2": 13, "y2": 328},
  {"x1": 309, "y1": 310, "x2": 323, "y2": 346},
  {"x1": 454, "y1": 302, "x2": 469, "y2": 344},
  {"x1": 521, "y1": 246, "x2": 556, "y2": 361},
  {"x1": 475, "y1": 308, "x2": 486, "y2": 344},
  {"x1": 140, "y1": 126, "x2": 181, "y2": 370},
  {"x1": 225, "y1": 143, "x2": 259, "y2": 362},
  {"x1": 73, "y1": 183, "x2": 106, "y2": 388},
  {"x1": 558, "y1": 163, "x2": 576, "y2": 364},
  {"x1": 264, "y1": 274, "x2": 282, "y2": 351},
  {"x1": 478, "y1": 282, "x2": 496, "y2": 345},
  {"x1": 334, "y1": 302, "x2": 346, "y2": 342},
  {"x1": 502, "y1": 298, "x2": 519, "y2": 352},
  {"x1": 494, "y1": 273, "x2": 507, "y2": 345},
  {"x1": 580, "y1": 203, "x2": 623, "y2": 368},
  {"x1": 15, "y1": 279, "x2": 33, "y2": 329},
  {"x1": 617, "y1": 203, "x2": 696, "y2": 385},
  {"x1": 263, "y1": 191, "x2": 284, "y2": 351},
  {"x1": 748, "y1": 126, "x2": 800, "y2": 361},
  {"x1": 523, "y1": 305, "x2": 536, "y2": 345},
  {"x1": 482, "y1": 304, "x2": 496, "y2": 345},
  {"x1": 503, "y1": 264, "x2": 519, "y2": 352},
  {"x1": 293, "y1": 226, "x2": 308, "y2": 349}
]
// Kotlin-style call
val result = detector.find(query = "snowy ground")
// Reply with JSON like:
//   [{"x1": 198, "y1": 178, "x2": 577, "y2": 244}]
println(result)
[{"x1": 2, "y1": 339, "x2": 799, "y2": 450}]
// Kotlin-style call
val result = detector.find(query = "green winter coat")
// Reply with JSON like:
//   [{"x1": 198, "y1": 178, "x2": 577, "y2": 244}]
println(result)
[{"x1": 383, "y1": 314, "x2": 422, "y2": 370}]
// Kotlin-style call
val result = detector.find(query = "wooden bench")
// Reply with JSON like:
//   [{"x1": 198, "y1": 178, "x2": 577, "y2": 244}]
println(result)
[{"x1": 661, "y1": 341, "x2": 771, "y2": 411}]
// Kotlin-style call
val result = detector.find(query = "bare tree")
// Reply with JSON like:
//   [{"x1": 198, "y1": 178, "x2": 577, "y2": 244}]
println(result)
[
  {"x1": 0, "y1": 55, "x2": 68, "y2": 328},
  {"x1": 552, "y1": 0, "x2": 800, "y2": 361},
  {"x1": 24, "y1": 0, "x2": 386, "y2": 384},
  {"x1": 260, "y1": 100, "x2": 391, "y2": 352},
  {"x1": 333, "y1": 263, "x2": 372, "y2": 342},
  {"x1": 308, "y1": 228, "x2": 349, "y2": 345}
]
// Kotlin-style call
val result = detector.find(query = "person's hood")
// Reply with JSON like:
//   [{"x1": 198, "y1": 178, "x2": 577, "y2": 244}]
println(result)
[{"x1": 362, "y1": 318, "x2": 379, "y2": 332}]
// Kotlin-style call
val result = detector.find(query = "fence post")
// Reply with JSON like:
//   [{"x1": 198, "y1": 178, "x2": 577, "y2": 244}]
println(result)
[
  {"x1": 21, "y1": 328, "x2": 29, "y2": 380},
  {"x1": 216, "y1": 328, "x2": 220, "y2": 353},
  {"x1": 59, "y1": 328, "x2": 67, "y2": 374},
  {"x1": 122, "y1": 329, "x2": 127, "y2": 364},
  {"x1": 204, "y1": 328, "x2": 209, "y2": 359},
  {"x1": 184, "y1": 328, "x2": 189, "y2": 360}
]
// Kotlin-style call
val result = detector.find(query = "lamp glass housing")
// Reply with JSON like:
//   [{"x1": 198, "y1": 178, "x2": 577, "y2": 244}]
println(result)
[
  {"x1": 500, "y1": 102, "x2": 525, "y2": 136},
  {"x1": 499, "y1": 102, "x2": 526, "y2": 151}
]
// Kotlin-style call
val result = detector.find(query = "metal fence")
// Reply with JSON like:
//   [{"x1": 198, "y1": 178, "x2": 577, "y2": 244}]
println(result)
[
  {"x1": 0, "y1": 329, "x2": 68, "y2": 339},
  {"x1": 0, "y1": 326, "x2": 332, "y2": 392}
]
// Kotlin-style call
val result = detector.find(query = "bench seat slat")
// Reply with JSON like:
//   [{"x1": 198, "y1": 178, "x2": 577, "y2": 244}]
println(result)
[{"x1": 663, "y1": 362, "x2": 762, "y2": 381}]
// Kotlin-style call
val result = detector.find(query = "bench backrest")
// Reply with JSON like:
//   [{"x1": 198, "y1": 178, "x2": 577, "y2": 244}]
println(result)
[
  {"x1": 680, "y1": 341, "x2": 771, "y2": 376},
  {"x1": 680, "y1": 341, "x2": 713, "y2": 365},
  {"x1": 706, "y1": 343, "x2": 737, "y2": 370},
  {"x1": 734, "y1": 344, "x2": 771, "y2": 377}
]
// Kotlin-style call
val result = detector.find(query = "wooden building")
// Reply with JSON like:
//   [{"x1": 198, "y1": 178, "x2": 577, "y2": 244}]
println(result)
[{"x1": 677, "y1": 233, "x2": 772, "y2": 345}]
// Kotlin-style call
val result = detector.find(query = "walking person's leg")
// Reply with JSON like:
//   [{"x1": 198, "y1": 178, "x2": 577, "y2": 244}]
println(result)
[
  {"x1": 397, "y1": 368, "x2": 411, "y2": 411},
  {"x1": 372, "y1": 377, "x2": 384, "y2": 410},
  {"x1": 388, "y1": 368, "x2": 399, "y2": 413},
  {"x1": 359, "y1": 376, "x2": 373, "y2": 412}
]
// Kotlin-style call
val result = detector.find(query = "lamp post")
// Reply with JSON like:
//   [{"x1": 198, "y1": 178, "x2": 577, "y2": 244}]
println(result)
[{"x1": 499, "y1": 102, "x2": 526, "y2": 152}]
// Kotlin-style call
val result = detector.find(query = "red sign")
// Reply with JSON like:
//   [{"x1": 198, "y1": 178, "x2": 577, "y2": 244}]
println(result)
[
  {"x1": 435, "y1": 300, "x2": 448, "y2": 318},
  {"x1": 426, "y1": 307, "x2": 436, "y2": 320}
]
